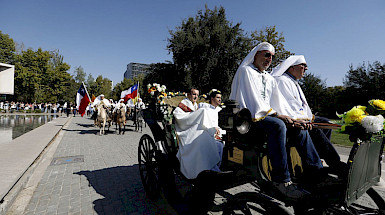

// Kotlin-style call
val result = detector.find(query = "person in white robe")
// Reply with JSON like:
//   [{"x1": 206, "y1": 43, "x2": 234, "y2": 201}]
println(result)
[
  {"x1": 135, "y1": 98, "x2": 146, "y2": 110},
  {"x1": 174, "y1": 88, "x2": 223, "y2": 179},
  {"x1": 178, "y1": 88, "x2": 199, "y2": 112},
  {"x1": 93, "y1": 94, "x2": 111, "y2": 107},
  {"x1": 197, "y1": 89, "x2": 225, "y2": 170},
  {"x1": 272, "y1": 55, "x2": 344, "y2": 173},
  {"x1": 229, "y1": 42, "x2": 322, "y2": 199},
  {"x1": 113, "y1": 99, "x2": 127, "y2": 113}
]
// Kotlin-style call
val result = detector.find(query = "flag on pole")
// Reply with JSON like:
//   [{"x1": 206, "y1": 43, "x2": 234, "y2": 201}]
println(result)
[
  {"x1": 91, "y1": 94, "x2": 96, "y2": 102},
  {"x1": 121, "y1": 84, "x2": 138, "y2": 103},
  {"x1": 132, "y1": 82, "x2": 140, "y2": 104},
  {"x1": 76, "y1": 83, "x2": 91, "y2": 117}
]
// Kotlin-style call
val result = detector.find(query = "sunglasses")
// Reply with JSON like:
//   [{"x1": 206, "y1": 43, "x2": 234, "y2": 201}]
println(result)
[
  {"x1": 264, "y1": 52, "x2": 275, "y2": 60},
  {"x1": 298, "y1": 63, "x2": 308, "y2": 69}
]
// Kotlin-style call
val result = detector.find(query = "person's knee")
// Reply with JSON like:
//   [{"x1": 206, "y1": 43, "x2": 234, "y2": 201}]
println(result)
[{"x1": 272, "y1": 119, "x2": 287, "y2": 134}]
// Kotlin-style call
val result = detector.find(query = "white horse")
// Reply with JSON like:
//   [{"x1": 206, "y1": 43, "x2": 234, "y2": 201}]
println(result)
[{"x1": 97, "y1": 103, "x2": 107, "y2": 135}]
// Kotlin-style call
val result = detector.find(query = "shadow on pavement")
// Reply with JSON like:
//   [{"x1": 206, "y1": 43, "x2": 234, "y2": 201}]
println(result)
[{"x1": 74, "y1": 165, "x2": 175, "y2": 214}]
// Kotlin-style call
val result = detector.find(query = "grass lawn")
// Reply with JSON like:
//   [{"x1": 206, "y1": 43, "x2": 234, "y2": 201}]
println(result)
[
  {"x1": 328, "y1": 119, "x2": 354, "y2": 147},
  {"x1": 331, "y1": 130, "x2": 354, "y2": 147}
]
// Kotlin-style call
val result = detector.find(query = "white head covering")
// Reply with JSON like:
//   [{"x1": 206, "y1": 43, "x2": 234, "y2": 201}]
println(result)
[
  {"x1": 239, "y1": 42, "x2": 275, "y2": 68},
  {"x1": 100, "y1": 94, "x2": 104, "y2": 97},
  {"x1": 271, "y1": 55, "x2": 306, "y2": 77}
]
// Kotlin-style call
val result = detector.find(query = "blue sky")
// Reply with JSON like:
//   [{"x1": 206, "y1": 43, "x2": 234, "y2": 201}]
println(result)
[{"x1": 1, "y1": 0, "x2": 384, "y2": 87}]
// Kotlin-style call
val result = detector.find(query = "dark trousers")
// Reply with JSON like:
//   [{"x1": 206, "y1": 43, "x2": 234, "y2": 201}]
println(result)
[
  {"x1": 309, "y1": 116, "x2": 341, "y2": 167},
  {"x1": 255, "y1": 116, "x2": 322, "y2": 183}
]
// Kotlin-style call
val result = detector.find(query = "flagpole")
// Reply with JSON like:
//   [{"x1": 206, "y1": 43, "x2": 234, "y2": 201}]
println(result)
[
  {"x1": 137, "y1": 81, "x2": 140, "y2": 99},
  {"x1": 82, "y1": 81, "x2": 91, "y2": 102}
]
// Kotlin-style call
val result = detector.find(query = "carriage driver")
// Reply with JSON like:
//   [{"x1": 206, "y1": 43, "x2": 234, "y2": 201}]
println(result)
[
  {"x1": 272, "y1": 55, "x2": 345, "y2": 175},
  {"x1": 229, "y1": 42, "x2": 323, "y2": 199}
]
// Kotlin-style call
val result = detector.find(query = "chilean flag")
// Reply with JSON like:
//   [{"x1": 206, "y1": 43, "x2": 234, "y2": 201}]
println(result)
[
  {"x1": 121, "y1": 84, "x2": 138, "y2": 103},
  {"x1": 76, "y1": 83, "x2": 90, "y2": 117}
]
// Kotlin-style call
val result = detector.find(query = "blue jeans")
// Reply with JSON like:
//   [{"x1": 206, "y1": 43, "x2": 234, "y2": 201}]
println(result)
[
  {"x1": 255, "y1": 116, "x2": 322, "y2": 183},
  {"x1": 309, "y1": 116, "x2": 341, "y2": 167}
]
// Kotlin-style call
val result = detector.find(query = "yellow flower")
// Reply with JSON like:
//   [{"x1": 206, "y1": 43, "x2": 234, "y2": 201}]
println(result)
[
  {"x1": 356, "y1": 105, "x2": 367, "y2": 112},
  {"x1": 345, "y1": 106, "x2": 367, "y2": 124},
  {"x1": 372, "y1": 99, "x2": 385, "y2": 110}
]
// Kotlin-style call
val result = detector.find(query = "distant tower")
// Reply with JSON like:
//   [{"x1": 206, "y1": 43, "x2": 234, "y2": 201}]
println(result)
[{"x1": 124, "y1": 63, "x2": 150, "y2": 80}]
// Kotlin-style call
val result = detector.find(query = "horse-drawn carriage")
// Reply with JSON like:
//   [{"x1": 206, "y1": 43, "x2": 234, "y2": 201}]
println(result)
[{"x1": 138, "y1": 100, "x2": 385, "y2": 214}]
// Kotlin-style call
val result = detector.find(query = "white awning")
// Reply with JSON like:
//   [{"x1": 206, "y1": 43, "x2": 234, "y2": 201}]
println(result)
[{"x1": 0, "y1": 63, "x2": 14, "y2": 95}]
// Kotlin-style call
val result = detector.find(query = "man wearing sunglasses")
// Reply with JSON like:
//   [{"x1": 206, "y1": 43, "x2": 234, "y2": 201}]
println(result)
[
  {"x1": 272, "y1": 55, "x2": 345, "y2": 177},
  {"x1": 230, "y1": 42, "x2": 323, "y2": 200}
]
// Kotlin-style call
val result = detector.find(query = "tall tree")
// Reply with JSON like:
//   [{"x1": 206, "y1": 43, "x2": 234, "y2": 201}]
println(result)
[
  {"x1": 322, "y1": 86, "x2": 348, "y2": 118},
  {"x1": 86, "y1": 73, "x2": 95, "y2": 87},
  {"x1": 73, "y1": 66, "x2": 86, "y2": 83},
  {"x1": 343, "y1": 61, "x2": 385, "y2": 107},
  {"x1": 14, "y1": 48, "x2": 51, "y2": 102},
  {"x1": 167, "y1": 5, "x2": 250, "y2": 98},
  {"x1": 90, "y1": 75, "x2": 112, "y2": 98},
  {"x1": 0, "y1": 30, "x2": 16, "y2": 64},
  {"x1": 45, "y1": 50, "x2": 72, "y2": 102},
  {"x1": 143, "y1": 62, "x2": 183, "y2": 92},
  {"x1": 299, "y1": 73, "x2": 327, "y2": 115},
  {"x1": 250, "y1": 26, "x2": 294, "y2": 68}
]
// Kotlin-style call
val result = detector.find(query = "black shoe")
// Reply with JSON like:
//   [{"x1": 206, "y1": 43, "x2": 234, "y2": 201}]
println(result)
[{"x1": 272, "y1": 181, "x2": 310, "y2": 199}]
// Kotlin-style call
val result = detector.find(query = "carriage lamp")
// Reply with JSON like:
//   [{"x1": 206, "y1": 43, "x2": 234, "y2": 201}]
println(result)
[
  {"x1": 234, "y1": 108, "x2": 252, "y2": 135},
  {"x1": 219, "y1": 100, "x2": 240, "y2": 159},
  {"x1": 218, "y1": 100, "x2": 239, "y2": 130}
]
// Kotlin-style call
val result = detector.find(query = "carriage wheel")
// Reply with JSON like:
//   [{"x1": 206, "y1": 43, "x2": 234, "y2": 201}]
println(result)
[
  {"x1": 138, "y1": 134, "x2": 160, "y2": 200},
  {"x1": 222, "y1": 192, "x2": 291, "y2": 215}
]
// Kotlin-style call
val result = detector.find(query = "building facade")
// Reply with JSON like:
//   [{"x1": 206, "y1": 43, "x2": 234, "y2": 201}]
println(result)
[{"x1": 124, "y1": 63, "x2": 150, "y2": 80}]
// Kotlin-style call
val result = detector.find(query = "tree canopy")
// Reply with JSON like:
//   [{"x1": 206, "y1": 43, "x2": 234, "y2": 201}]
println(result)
[
  {"x1": 167, "y1": 5, "x2": 250, "y2": 98},
  {"x1": 0, "y1": 30, "x2": 16, "y2": 64}
]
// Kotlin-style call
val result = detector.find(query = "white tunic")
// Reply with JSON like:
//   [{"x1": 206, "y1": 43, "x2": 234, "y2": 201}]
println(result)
[
  {"x1": 113, "y1": 103, "x2": 126, "y2": 112},
  {"x1": 180, "y1": 98, "x2": 198, "y2": 111},
  {"x1": 173, "y1": 107, "x2": 221, "y2": 179},
  {"x1": 229, "y1": 63, "x2": 296, "y2": 121},
  {"x1": 198, "y1": 102, "x2": 222, "y2": 113},
  {"x1": 93, "y1": 98, "x2": 111, "y2": 107},
  {"x1": 275, "y1": 73, "x2": 313, "y2": 120}
]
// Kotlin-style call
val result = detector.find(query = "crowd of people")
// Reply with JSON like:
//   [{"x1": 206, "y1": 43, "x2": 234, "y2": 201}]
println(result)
[
  {"x1": 0, "y1": 97, "x2": 147, "y2": 117},
  {"x1": 0, "y1": 101, "x2": 66, "y2": 114}
]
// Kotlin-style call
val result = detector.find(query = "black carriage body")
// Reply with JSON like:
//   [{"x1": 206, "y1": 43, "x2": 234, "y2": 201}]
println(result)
[{"x1": 138, "y1": 100, "x2": 385, "y2": 214}]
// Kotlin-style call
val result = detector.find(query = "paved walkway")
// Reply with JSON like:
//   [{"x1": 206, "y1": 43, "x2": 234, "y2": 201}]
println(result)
[
  {"x1": 2, "y1": 115, "x2": 385, "y2": 214},
  {"x1": 8, "y1": 116, "x2": 176, "y2": 215}
]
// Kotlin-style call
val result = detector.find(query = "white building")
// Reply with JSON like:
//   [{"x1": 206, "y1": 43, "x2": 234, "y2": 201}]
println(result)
[
  {"x1": 0, "y1": 63, "x2": 14, "y2": 95},
  {"x1": 123, "y1": 63, "x2": 150, "y2": 80}
]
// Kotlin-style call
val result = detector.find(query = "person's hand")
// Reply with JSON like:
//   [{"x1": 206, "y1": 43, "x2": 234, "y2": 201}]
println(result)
[
  {"x1": 277, "y1": 115, "x2": 295, "y2": 126},
  {"x1": 215, "y1": 127, "x2": 222, "y2": 140},
  {"x1": 293, "y1": 120, "x2": 312, "y2": 130}
]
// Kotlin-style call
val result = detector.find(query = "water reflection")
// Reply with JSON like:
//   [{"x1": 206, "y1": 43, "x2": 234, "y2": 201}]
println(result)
[{"x1": 0, "y1": 115, "x2": 59, "y2": 144}]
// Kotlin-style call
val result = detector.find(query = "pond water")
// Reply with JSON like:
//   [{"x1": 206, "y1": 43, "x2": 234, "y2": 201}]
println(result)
[{"x1": 0, "y1": 114, "x2": 59, "y2": 144}]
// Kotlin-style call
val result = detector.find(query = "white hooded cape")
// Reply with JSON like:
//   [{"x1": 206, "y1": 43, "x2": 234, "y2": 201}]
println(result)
[
  {"x1": 174, "y1": 107, "x2": 220, "y2": 179},
  {"x1": 274, "y1": 74, "x2": 313, "y2": 120},
  {"x1": 271, "y1": 55, "x2": 313, "y2": 120},
  {"x1": 229, "y1": 43, "x2": 295, "y2": 121}
]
